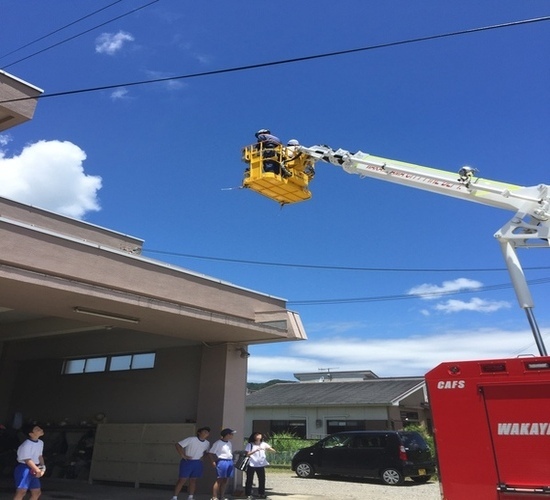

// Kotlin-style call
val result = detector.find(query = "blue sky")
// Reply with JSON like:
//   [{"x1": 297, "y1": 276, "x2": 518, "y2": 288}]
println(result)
[{"x1": 1, "y1": 1, "x2": 549, "y2": 382}]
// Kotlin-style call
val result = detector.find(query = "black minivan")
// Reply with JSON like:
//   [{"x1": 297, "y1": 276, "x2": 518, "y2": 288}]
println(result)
[{"x1": 291, "y1": 430, "x2": 435, "y2": 486}]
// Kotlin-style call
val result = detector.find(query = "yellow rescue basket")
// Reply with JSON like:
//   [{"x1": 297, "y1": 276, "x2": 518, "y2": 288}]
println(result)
[{"x1": 242, "y1": 143, "x2": 315, "y2": 205}]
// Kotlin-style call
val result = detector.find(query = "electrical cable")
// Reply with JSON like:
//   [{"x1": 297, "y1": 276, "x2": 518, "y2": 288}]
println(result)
[
  {"x1": 0, "y1": 0, "x2": 125, "y2": 62},
  {"x1": 1, "y1": 0, "x2": 160, "y2": 70},
  {"x1": 141, "y1": 248, "x2": 550, "y2": 306},
  {"x1": 288, "y1": 277, "x2": 550, "y2": 306},
  {"x1": 1, "y1": 15, "x2": 549, "y2": 103},
  {"x1": 141, "y1": 248, "x2": 550, "y2": 274}
]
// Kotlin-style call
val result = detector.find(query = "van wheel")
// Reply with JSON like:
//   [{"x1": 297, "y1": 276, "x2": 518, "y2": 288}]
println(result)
[
  {"x1": 295, "y1": 462, "x2": 314, "y2": 478},
  {"x1": 381, "y1": 468, "x2": 404, "y2": 486},
  {"x1": 411, "y1": 475, "x2": 431, "y2": 483}
]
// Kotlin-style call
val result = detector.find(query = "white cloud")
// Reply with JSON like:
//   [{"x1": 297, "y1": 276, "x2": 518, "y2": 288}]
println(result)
[
  {"x1": 408, "y1": 278, "x2": 482, "y2": 300},
  {"x1": 405, "y1": 278, "x2": 510, "y2": 315},
  {"x1": 435, "y1": 298, "x2": 511, "y2": 313},
  {"x1": 95, "y1": 31, "x2": 134, "y2": 55},
  {"x1": 247, "y1": 328, "x2": 542, "y2": 382},
  {"x1": 0, "y1": 134, "x2": 11, "y2": 147},
  {"x1": 0, "y1": 140, "x2": 102, "y2": 219},
  {"x1": 110, "y1": 88, "x2": 130, "y2": 100}
]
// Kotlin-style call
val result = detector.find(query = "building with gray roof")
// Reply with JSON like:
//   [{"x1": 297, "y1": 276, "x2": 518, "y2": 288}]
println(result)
[{"x1": 246, "y1": 372, "x2": 429, "y2": 439}]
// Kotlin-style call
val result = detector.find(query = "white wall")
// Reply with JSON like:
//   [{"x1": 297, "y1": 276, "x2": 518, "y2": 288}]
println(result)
[{"x1": 246, "y1": 405, "x2": 391, "y2": 439}]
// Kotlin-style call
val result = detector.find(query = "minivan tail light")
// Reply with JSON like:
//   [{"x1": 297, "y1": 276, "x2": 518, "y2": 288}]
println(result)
[{"x1": 399, "y1": 445, "x2": 408, "y2": 461}]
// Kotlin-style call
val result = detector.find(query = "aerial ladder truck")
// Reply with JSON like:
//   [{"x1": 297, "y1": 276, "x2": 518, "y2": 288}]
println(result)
[{"x1": 242, "y1": 139, "x2": 550, "y2": 499}]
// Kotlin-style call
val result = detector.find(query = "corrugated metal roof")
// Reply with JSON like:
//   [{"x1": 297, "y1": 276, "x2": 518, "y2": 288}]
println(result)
[{"x1": 246, "y1": 378, "x2": 425, "y2": 407}]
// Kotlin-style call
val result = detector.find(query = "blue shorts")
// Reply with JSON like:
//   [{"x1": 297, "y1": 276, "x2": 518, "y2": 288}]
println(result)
[
  {"x1": 14, "y1": 464, "x2": 41, "y2": 491},
  {"x1": 215, "y1": 459, "x2": 234, "y2": 478},
  {"x1": 179, "y1": 459, "x2": 203, "y2": 478}
]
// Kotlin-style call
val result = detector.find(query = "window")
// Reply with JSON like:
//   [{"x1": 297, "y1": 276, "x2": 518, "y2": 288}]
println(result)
[
  {"x1": 85, "y1": 357, "x2": 107, "y2": 373},
  {"x1": 401, "y1": 433, "x2": 428, "y2": 451},
  {"x1": 326, "y1": 420, "x2": 368, "y2": 435},
  {"x1": 63, "y1": 359, "x2": 85, "y2": 374},
  {"x1": 63, "y1": 352, "x2": 155, "y2": 374},
  {"x1": 354, "y1": 435, "x2": 387, "y2": 448},
  {"x1": 63, "y1": 357, "x2": 106, "y2": 374},
  {"x1": 253, "y1": 419, "x2": 306, "y2": 439},
  {"x1": 271, "y1": 420, "x2": 306, "y2": 438},
  {"x1": 130, "y1": 352, "x2": 155, "y2": 369},
  {"x1": 323, "y1": 434, "x2": 353, "y2": 449},
  {"x1": 400, "y1": 411, "x2": 419, "y2": 424},
  {"x1": 109, "y1": 355, "x2": 132, "y2": 371}
]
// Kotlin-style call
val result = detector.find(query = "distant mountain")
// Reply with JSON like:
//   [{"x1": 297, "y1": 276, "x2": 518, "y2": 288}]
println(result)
[{"x1": 247, "y1": 379, "x2": 295, "y2": 392}]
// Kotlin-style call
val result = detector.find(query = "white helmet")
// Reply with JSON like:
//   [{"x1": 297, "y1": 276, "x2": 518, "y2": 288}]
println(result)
[
  {"x1": 255, "y1": 128, "x2": 270, "y2": 138},
  {"x1": 287, "y1": 139, "x2": 299, "y2": 146}
]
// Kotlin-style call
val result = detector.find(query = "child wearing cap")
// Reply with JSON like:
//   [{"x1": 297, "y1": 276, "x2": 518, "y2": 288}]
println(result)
[{"x1": 208, "y1": 428, "x2": 236, "y2": 500}]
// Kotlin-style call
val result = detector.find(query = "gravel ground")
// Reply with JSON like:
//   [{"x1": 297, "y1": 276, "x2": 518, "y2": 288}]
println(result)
[
  {"x1": 262, "y1": 469, "x2": 441, "y2": 500},
  {"x1": 0, "y1": 470, "x2": 441, "y2": 500}
]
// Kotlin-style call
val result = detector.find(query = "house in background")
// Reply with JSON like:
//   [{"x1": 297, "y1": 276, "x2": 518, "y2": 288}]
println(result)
[
  {"x1": 294, "y1": 369, "x2": 378, "y2": 383},
  {"x1": 246, "y1": 370, "x2": 430, "y2": 439}
]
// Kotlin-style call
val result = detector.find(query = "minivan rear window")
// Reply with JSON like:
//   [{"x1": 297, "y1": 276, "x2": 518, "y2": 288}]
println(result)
[{"x1": 400, "y1": 433, "x2": 429, "y2": 450}]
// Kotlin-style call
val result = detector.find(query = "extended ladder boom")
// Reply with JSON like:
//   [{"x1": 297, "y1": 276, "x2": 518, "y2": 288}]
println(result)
[
  {"x1": 241, "y1": 140, "x2": 550, "y2": 354},
  {"x1": 301, "y1": 145, "x2": 550, "y2": 219},
  {"x1": 300, "y1": 144, "x2": 550, "y2": 355}
]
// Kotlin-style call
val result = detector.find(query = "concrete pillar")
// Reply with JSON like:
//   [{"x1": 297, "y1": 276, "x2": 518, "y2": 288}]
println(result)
[{"x1": 195, "y1": 343, "x2": 248, "y2": 495}]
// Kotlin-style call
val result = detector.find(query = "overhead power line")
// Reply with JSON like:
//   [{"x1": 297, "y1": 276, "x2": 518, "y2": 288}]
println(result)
[
  {"x1": 139, "y1": 248, "x2": 550, "y2": 306},
  {"x1": 141, "y1": 248, "x2": 550, "y2": 274},
  {"x1": 2, "y1": 15, "x2": 549, "y2": 104},
  {"x1": 0, "y1": 0, "x2": 125, "y2": 63},
  {"x1": 288, "y1": 277, "x2": 550, "y2": 306},
  {"x1": 1, "y1": 0, "x2": 160, "y2": 70}
]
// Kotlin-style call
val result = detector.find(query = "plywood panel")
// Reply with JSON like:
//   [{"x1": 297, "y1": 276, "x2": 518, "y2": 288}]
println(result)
[{"x1": 90, "y1": 423, "x2": 194, "y2": 486}]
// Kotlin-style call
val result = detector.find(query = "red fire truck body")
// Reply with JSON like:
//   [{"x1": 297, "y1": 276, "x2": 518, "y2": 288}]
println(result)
[{"x1": 426, "y1": 357, "x2": 550, "y2": 499}]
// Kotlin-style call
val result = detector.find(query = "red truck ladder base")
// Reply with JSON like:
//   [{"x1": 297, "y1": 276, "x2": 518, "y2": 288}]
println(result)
[{"x1": 426, "y1": 357, "x2": 550, "y2": 499}]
